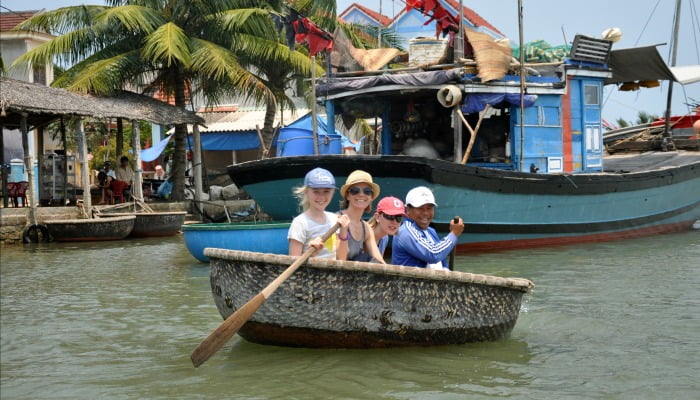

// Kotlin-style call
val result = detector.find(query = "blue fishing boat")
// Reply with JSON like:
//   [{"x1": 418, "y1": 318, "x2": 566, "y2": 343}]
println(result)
[
  {"x1": 225, "y1": 31, "x2": 699, "y2": 252},
  {"x1": 181, "y1": 221, "x2": 290, "y2": 262}
]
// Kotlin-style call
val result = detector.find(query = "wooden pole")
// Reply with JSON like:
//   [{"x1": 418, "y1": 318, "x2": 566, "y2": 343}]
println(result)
[
  {"x1": 311, "y1": 55, "x2": 319, "y2": 155},
  {"x1": 455, "y1": 0, "x2": 465, "y2": 61},
  {"x1": 60, "y1": 118, "x2": 68, "y2": 203},
  {"x1": 0, "y1": 121, "x2": 7, "y2": 208},
  {"x1": 20, "y1": 114, "x2": 38, "y2": 223},
  {"x1": 459, "y1": 105, "x2": 490, "y2": 164},
  {"x1": 37, "y1": 126, "x2": 44, "y2": 206},
  {"x1": 131, "y1": 120, "x2": 144, "y2": 202},
  {"x1": 75, "y1": 118, "x2": 92, "y2": 217},
  {"x1": 453, "y1": 107, "x2": 463, "y2": 162},
  {"x1": 192, "y1": 124, "x2": 203, "y2": 203}
]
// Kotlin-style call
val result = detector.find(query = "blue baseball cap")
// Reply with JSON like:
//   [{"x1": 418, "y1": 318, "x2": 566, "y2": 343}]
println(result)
[{"x1": 304, "y1": 167, "x2": 336, "y2": 189}]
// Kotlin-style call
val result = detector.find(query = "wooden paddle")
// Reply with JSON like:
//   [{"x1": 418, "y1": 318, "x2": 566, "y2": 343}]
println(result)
[
  {"x1": 448, "y1": 216, "x2": 459, "y2": 271},
  {"x1": 190, "y1": 222, "x2": 340, "y2": 368}
]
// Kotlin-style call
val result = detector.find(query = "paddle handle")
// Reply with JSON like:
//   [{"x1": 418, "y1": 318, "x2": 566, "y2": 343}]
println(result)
[
  {"x1": 448, "y1": 216, "x2": 459, "y2": 271},
  {"x1": 191, "y1": 222, "x2": 340, "y2": 368}
]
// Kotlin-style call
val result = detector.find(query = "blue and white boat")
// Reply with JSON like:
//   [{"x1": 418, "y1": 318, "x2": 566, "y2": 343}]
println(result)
[
  {"x1": 181, "y1": 222, "x2": 290, "y2": 262},
  {"x1": 225, "y1": 34, "x2": 699, "y2": 252}
]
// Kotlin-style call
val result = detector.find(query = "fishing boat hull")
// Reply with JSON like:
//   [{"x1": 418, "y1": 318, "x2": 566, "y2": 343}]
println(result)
[
  {"x1": 227, "y1": 154, "x2": 700, "y2": 251},
  {"x1": 206, "y1": 248, "x2": 534, "y2": 348},
  {"x1": 45, "y1": 215, "x2": 136, "y2": 242},
  {"x1": 102, "y1": 211, "x2": 187, "y2": 237},
  {"x1": 182, "y1": 222, "x2": 291, "y2": 262}
]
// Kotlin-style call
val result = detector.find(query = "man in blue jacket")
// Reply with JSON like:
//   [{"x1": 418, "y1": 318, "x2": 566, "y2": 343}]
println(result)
[{"x1": 391, "y1": 186, "x2": 464, "y2": 269}]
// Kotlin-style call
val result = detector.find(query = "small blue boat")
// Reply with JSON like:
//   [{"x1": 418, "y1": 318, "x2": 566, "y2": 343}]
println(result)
[{"x1": 181, "y1": 221, "x2": 290, "y2": 262}]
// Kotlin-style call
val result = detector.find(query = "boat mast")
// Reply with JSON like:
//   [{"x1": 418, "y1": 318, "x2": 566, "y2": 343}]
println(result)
[
  {"x1": 663, "y1": 0, "x2": 682, "y2": 138},
  {"x1": 517, "y1": 0, "x2": 526, "y2": 170}
]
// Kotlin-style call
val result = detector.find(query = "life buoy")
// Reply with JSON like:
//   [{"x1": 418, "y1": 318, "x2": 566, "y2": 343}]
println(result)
[
  {"x1": 437, "y1": 85, "x2": 463, "y2": 108},
  {"x1": 23, "y1": 224, "x2": 51, "y2": 243}
]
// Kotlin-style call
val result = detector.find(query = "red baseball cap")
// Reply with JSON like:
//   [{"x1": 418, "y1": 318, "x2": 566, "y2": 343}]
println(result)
[{"x1": 376, "y1": 196, "x2": 406, "y2": 216}]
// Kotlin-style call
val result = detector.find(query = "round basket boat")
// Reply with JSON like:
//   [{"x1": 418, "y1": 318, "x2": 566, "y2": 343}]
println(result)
[
  {"x1": 101, "y1": 211, "x2": 187, "y2": 237},
  {"x1": 206, "y1": 248, "x2": 534, "y2": 348},
  {"x1": 45, "y1": 215, "x2": 136, "y2": 242},
  {"x1": 182, "y1": 221, "x2": 290, "y2": 262}
]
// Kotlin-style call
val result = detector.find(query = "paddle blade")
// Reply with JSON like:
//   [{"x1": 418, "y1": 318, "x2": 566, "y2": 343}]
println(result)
[{"x1": 190, "y1": 292, "x2": 266, "y2": 368}]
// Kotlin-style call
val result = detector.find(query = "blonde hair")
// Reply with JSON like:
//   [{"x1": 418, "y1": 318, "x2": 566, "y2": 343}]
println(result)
[
  {"x1": 367, "y1": 215, "x2": 378, "y2": 228},
  {"x1": 293, "y1": 186, "x2": 310, "y2": 211}
]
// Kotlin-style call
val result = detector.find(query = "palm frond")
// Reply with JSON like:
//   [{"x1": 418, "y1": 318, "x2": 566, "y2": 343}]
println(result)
[
  {"x1": 94, "y1": 5, "x2": 164, "y2": 34},
  {"x1": 13, "y1": 5, "x2": 109, "y2": 36},
  {"x1": 142, "y1": 22, "x2": 192, "y2": 68}
]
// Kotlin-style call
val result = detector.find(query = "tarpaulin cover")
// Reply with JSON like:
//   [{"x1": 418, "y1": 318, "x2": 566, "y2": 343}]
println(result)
[
  {"x1": 316, "y1": 68, "x2": 463, "y2": 95},
  {"x1": 193, "y1": 131, "x2": 260, "y2": 151},
  {"x1": 140, "y1": 134, "x2": 173, "y2": 162},
  {"x1": 605, "y1": 45, "x2": 676, "y2": 85},
  {"x1": 461, "y1": 93, "x2": 538, "y2": 114}
]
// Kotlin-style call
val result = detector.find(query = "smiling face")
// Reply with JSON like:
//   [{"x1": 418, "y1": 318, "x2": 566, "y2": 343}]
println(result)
[
  {"x1": 346, "y1": 183, "x2": 373, "y2": 212},
  {"x1": 376, "y1": 212, "x2": 402, "y2": 235},
  {"x1": 308, "y1": 188, "x2": 334, "y2": 212},
  {"x1": 406, "y1": 204, "x2": 434, "y2": 230}
]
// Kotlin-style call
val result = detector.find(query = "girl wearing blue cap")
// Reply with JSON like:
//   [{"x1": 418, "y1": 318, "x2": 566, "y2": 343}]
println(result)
[{"x1": 288, "y1": 167, "x2": 350, "y2": 259}]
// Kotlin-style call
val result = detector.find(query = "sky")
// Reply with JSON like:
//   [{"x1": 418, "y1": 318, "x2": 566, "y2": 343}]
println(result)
[{"x1": 2, "y1": 0, "x2": 699, "y2": 126}]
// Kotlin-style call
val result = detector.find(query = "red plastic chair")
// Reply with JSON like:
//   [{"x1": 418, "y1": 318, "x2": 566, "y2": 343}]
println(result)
[
  {"x1": 110, "y1": 180, "x2": 130, "y2": 204},
  {"x1": 16, "y1": 181, "x2": 28, "y2": 207},
  {"x1": 6, "y1": 182, "x2": 19, "y2": 207}
]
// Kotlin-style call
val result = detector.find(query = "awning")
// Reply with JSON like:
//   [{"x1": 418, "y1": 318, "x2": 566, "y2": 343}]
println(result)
[
  {"x1": 605, "y1": 45, "x2": 700, "y2": 85},
  {"x1": 141, "y1": 134, "x2": 173, "y2": 162},
  {"x1": 189, "y1": 131, "x2": 260, "y2": 151},
  {"x1": 669, "y1": 65, "x2": 700, "y2": 85}
]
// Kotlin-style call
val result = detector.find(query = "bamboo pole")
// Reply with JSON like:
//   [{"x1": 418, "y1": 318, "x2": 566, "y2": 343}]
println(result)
[
  {"x1": 663, "y1": 0, "x2": 682, "y2": 139},
  {"x1": 517, "y1": 0, "x2": 526, "y2": 171}
]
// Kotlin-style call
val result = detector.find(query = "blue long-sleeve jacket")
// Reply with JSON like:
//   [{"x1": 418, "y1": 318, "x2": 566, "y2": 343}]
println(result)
[{"x1": 391, "y1": 217, "x2": 457, "y2": 268}]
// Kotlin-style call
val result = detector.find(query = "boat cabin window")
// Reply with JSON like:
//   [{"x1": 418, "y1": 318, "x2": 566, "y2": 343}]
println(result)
[{"x1": 584, "y1": 84, "x2": 600, "y2": 105}]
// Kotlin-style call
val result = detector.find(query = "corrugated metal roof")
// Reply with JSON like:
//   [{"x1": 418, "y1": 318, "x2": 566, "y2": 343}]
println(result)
[{"x1": 197, "y1": 108, "x2": 310, "y2": 133}]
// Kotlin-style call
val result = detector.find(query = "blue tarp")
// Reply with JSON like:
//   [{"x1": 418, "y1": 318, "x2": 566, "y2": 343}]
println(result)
[
  {"x1": 141, "y1": 134, "x2": 173, "y2": 162},
  {"x1": 461, "y1": 93, "x2": 538, "y2": 114},
  {"x1": 190, "y1": 131, "x2": 260, "y2": 151}
]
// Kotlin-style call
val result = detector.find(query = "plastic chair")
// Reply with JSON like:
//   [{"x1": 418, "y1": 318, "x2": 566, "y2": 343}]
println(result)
[
  {"x1": 6, "y1": 182, "x2": 19, "y2": 207},
  {"x1": 110, "y1": 180, "x2": 130, "y2": 204},
  {"x1": 14, "y1": 181, "x2": 28, "y2": 207}
]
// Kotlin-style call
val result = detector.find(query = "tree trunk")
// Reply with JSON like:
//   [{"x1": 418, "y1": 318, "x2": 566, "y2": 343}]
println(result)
[
  {"x1": 116, "y1": 118, "x2": 124, "y2": 158},
  {"x1": 259, "y1": 98, "x2": 277, "y2": 158},
  {"x1": 171, "y1": 71, "x2": 188, "y2": 201}
]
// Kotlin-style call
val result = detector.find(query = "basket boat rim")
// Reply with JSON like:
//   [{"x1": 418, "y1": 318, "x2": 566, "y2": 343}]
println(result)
[{"x1": 205, "y1": 248, "x2": 534, "y2": 292}]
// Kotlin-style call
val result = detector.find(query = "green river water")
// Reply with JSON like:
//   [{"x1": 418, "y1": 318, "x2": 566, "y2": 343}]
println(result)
[{"x1": 1, "y1": 230, "x2": 698, "y2": 399}]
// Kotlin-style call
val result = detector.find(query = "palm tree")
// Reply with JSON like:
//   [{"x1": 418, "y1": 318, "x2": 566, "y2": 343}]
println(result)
[{"x1": 14, "y1": 0, "x2": 304, "y2": 200}]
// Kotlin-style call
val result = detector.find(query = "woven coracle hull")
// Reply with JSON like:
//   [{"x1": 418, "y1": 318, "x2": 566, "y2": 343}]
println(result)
[
  {"x1": 206, "y1": 249, "x2": 534, "y2": 348},
  {"x1": 45, "y1": 216, "x2": 135, "y2": 242},
  {"x1": 103, "y1": 212, "x2": 186, "y2": 237}
]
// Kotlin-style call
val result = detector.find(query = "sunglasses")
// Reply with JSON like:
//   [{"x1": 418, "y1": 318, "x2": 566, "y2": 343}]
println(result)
[
  {"x1": 381, "y1": 213, "x2": 403, "y2": 222},
  {"x1": 348, "y1": 187, "x2": 373, "y2": 196}
]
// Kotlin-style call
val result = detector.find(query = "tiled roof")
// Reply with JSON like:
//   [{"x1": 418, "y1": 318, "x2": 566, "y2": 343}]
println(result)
[
  {"x1": 0, "y1": 10, "x2": 42, "y2": 32},
  {"x1": 443, "y1": 0, "x2": 503, "y2": 36},
  {"x1": 340, "y1": 3, "x2": 392, "y2": 26}
]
